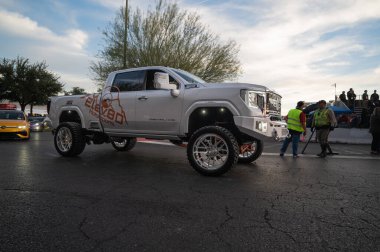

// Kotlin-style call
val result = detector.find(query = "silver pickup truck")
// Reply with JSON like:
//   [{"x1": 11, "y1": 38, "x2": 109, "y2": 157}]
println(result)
[{"x1": 48, "y1": 66, "x2": 285, "y2": 176}]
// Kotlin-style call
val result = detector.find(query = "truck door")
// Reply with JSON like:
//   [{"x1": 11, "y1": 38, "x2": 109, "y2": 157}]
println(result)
[
  {"x1": 134, "y1": 69, "x2": 183, "y2": 135},
  {"x1": 100, "y1": 70, "x2": 145, "y2": 134}
]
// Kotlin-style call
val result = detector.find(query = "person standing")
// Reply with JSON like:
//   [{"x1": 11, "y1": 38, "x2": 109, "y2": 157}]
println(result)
[
  {"x1": 362, "y1": 90, "x2": 369, "y2": 101},
  {"x1": 312, "y1": 100, "x2": 337, "y2": 158},
  {"x1": 370, "y1": 90, "x2": 379, "y2": 103},
  {"x1": 280, "y1": 101, "x2": 306, "y2": 158},
  {"x1": 369, "y1": 107, "x2": 380, "y2": 154},
  {"x1": 362, "y1": 90, "x2": 369, "y2": 109},
  {"x1": 339, "y1": 91, "x2": 347, "y2": 104},
  {"x1": 347, "y1": 88, "x2": 356, "y2": 109}
]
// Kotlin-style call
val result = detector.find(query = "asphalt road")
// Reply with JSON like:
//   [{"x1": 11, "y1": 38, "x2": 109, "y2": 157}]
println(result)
[{"x1": 0, "y1": 132, "x2": 379, "y2": 251}]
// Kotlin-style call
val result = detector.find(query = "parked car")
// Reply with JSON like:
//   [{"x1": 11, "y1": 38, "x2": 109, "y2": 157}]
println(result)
[
  {"x1": 28, "y1": 116, "x2": 46, "y2": 132},
  {"x1": 42, "y1": 117, "x2": 53, "y2": 130},
  {"x1": 268, "y1": 114, "x2": 288, "y2": 141},
  {"x1": 0, "y1": 107, "x2": 30, "y2": 140}
]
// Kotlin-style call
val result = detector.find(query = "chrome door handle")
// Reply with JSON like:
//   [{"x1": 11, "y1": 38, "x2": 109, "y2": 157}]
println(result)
[{"x1": 138, "y1": 96, "x2": 148, "y2": 101}]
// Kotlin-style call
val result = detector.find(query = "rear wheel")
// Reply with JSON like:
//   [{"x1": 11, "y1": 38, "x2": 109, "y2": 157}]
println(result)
[
  {"x1": 187, "y1": 126, "x2": 239, "y2": 176},
  {"x1": 238, "y1": 139, "x2": 263, "y2": 164},
  {"x1": 54, "y1": 122, "x2": 85, "y2": 156},
  {"x1": 111, "y1": 137, "x2": 137, "y2": 151}
]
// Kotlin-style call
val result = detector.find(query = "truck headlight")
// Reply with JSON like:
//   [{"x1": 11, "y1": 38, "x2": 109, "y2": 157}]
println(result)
[
  {"x1": 240, "y1": 90, "x2": 258, "y2": 108},
  {"x1": 255, "y1": 121, "x2": 268, "y2": 133}
]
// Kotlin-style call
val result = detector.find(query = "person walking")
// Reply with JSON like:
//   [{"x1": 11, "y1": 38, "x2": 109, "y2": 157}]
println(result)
[
  {"x1": 312, "y1": 100, "x2": 337, "y2": 158},
  {"x1": 369, "y1": 107, "x2": 380, "y2": 154},
  {"x1": 280, "y1": 101, "x2": 306, "y2": 158}
]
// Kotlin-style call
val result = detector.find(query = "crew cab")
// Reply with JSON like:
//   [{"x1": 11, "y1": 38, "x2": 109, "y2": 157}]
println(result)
[{"x1": 48, "y1": 66, "x2": 285, "y2": 176}]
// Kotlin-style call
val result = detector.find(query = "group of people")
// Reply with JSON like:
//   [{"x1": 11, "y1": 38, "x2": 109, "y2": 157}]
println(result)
[
  {"x1": 339, "y1": 89, "x2": 379, "y2": 109},
  {"x1": 280, "y1": 100, "x2": 380, "y2": 157}
]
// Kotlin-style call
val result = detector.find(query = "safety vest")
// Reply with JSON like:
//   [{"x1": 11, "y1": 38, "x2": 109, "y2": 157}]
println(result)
[
  {"x1": 287, "y1": 109, "x2": 304, "y2": 132},
  {"x1": 314, "y1": 109, "x2": 330, "y2": 127}
]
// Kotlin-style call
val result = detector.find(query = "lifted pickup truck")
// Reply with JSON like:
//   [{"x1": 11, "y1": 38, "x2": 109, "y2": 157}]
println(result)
[{"x1": 49, "y1": 66, "x2": 284, "y2": 176}]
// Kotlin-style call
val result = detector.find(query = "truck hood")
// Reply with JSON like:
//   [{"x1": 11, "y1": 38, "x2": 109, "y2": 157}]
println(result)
[{"x1": 199, "y1": 82, "x2": 268, "y2": 92}]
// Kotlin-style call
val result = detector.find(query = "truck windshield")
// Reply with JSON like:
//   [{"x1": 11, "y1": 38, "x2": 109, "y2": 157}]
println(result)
[{"x1": 171, "y1": 69, "x2": 206, "y2": 84}]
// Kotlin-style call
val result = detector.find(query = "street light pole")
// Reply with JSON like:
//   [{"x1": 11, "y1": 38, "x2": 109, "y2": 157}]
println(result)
[{"x1": 123, "y1": 0, "x2": 128, "y2": 69}]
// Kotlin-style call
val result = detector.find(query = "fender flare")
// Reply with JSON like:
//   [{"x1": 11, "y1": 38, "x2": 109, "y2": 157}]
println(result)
[
  {"x1": 181, "y1": 101, "x2": 240, "y2": 134},
  {"x1": 57, "y1": 106, "x2": 86, "y2": 128}
]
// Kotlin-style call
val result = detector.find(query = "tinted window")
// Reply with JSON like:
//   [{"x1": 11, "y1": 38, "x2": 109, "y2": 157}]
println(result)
[
  {"x1": 112, "y1": 71, "x2": 145, "y2": 92},
  {"x1": 0, "y1": 110, "x2": 25, "y2": 120}
]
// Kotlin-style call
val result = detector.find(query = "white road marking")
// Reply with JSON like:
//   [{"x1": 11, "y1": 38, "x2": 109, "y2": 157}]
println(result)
[
  {"x1": 138, "y1": 140, "x2": 380, "y2": 160},
  {"x1": 263, "y1": 153, "x2": 380, "y2": 160}
]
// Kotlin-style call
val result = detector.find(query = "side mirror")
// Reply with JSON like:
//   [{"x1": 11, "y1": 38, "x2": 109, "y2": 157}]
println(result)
[{"x1": 154, "y1": 72, "x2": 177, "y2": 90}]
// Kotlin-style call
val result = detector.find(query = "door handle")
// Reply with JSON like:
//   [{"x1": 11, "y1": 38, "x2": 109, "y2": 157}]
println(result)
[{"x1": 138, "y1": 96, "x2": 148, "y2": 101}]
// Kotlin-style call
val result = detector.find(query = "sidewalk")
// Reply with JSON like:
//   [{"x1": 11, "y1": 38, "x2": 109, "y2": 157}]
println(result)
[{"x1": 321, "y1": 128, "x2": 371, "y2": 144}]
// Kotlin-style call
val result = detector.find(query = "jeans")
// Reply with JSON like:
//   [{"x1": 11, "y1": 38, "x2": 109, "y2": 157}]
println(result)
[{"x1": 280, "y1": 132, "x2": 301, "y2": 156}]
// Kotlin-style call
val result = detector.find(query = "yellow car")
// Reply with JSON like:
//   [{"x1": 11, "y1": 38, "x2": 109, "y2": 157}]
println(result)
[{"x1": 0, "y1": 109, "x2": 30, "y2": 140}]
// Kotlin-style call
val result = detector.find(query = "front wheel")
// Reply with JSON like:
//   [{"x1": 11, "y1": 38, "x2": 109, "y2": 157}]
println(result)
[
  {"x1": 187, "y1": 126, "x2": 239, "y2": 176},
  {"x1": 238, "y1": 139, "x2": 264, "y2": 164},
  {"x1": 54, "y1": 122, "x2": 86, "y2": 157},
  {"x1": 111, "y1": 137, "x2": 137, "y2": 151}
]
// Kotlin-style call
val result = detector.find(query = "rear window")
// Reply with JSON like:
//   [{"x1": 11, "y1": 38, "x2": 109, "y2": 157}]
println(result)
[
  {"x1": 0, "y1": 110, "x2": 25, "y2": 120},
  {"x1": 112, "y1": 71, "x2": 145, "y2": 92}
]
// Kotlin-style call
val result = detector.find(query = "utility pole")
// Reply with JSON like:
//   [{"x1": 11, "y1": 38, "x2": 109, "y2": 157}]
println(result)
[{"x1": 123, "y1": 0, "x2": 128, "y2": 69}]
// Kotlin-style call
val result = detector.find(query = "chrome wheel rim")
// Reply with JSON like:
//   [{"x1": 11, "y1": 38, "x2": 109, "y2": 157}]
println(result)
[
  {"x1": 239, "y1": 142, "x2": 257, "y2": 158},
  {"x1": 193, "y1": 133, "x2": 229, "y2": 170},
  {"x1": 56, "y1": 127, "x2": 72, "y2": 152},
  {"x1": 113, "y1": 139, "x2": 127, "y2": 148}
]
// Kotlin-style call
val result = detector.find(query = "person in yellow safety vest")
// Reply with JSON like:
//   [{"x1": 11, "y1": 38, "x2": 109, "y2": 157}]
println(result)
[
  {"x1": 280, "y1": 101, "x2": 307, "y2": 158},
  {"x1": 312, "y1": 100, "x2": 337, "y2": 158}
]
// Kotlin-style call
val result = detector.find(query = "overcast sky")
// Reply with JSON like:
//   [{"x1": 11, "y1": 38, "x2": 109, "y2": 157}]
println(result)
[{"x1": 1, "y1": 0, "x2": 379, "y2": 114}]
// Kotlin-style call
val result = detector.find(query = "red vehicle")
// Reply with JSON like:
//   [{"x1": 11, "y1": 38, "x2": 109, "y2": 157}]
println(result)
[{"x1": 0, "y1": 104, "x2": 17, "y2": 110}]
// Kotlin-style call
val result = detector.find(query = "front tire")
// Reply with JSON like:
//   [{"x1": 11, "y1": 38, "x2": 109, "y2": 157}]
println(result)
[
  {"x1": 238, "y1": 139, "x2": 263, "y2": 164},
  {"x1": 187, "y1": 126, "x2": 239, "y2": 176},
  {"x1": 54, "y1": 122, "x2": 85, "y2": 157},
  {"x1": 111, "y1": 137, "x2": 137, "y2": 151}
]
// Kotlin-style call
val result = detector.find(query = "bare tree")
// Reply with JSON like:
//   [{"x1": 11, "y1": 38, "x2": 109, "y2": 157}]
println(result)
[{"x1": 91, "y1": 0, "x2": 241, "y2": 87}]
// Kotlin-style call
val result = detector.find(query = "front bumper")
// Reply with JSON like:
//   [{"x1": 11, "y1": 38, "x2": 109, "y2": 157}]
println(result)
[
  {"x1": 0, "y1": 130, "x2": 30, "y2": 139},
  {"x1": 234, "y1": 116, "x2": 288, "y2": 141}
]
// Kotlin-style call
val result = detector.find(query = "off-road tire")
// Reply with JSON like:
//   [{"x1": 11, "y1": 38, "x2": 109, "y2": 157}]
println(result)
[
  {"x1": 238, "y1": 139, "x2": 263, "y2": 164},
  {"x1": 54, "y1": 122, "x2": 86, "y2": 157},
  {"x1": 187, "y1": 126, "x2": 239, "y2": 176},
  {"x1": 111, "y1": 137, "x2": 137, "y2": 151}
]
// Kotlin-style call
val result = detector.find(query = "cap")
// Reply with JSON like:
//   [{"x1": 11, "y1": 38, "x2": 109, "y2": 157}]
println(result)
[{"x1": 318, "y1": 100, "x2": 326, "y2": 104}]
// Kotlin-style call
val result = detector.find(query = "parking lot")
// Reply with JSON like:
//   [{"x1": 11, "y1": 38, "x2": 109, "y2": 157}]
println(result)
[{"x1": 0, "y1": 132, "x2": 379, "y2": 251}]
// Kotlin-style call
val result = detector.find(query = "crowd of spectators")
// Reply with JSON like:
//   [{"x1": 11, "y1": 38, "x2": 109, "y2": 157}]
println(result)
[{"x1": 338, "y1": 88, "x2": 379, "y2": 128}]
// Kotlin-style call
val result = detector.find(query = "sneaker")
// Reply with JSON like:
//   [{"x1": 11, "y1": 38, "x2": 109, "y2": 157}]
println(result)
[
  {"x1": 370, "y1": 151, "x2": 379, "y2": 155},
  {"x1": 293, "y1": 155, "x2": 299, "y2": 158},
  {"x1": 280, "y1": 153, "x2": 284, "y2": 157}
]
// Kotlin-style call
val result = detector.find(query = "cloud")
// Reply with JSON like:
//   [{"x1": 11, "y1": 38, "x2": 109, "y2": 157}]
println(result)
[
  {"x1": 183, "y1": 0, "x2": 380, "y2": 113},
  {"x1": 0, "y1": 9, "x2": 88, "y2": 51},
  {"x1": 374, "y1": 67, "x2": 380, "y2": 75},
  {"x1": 0, "y1": 9, "x2": 97, "y2": 92}
]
